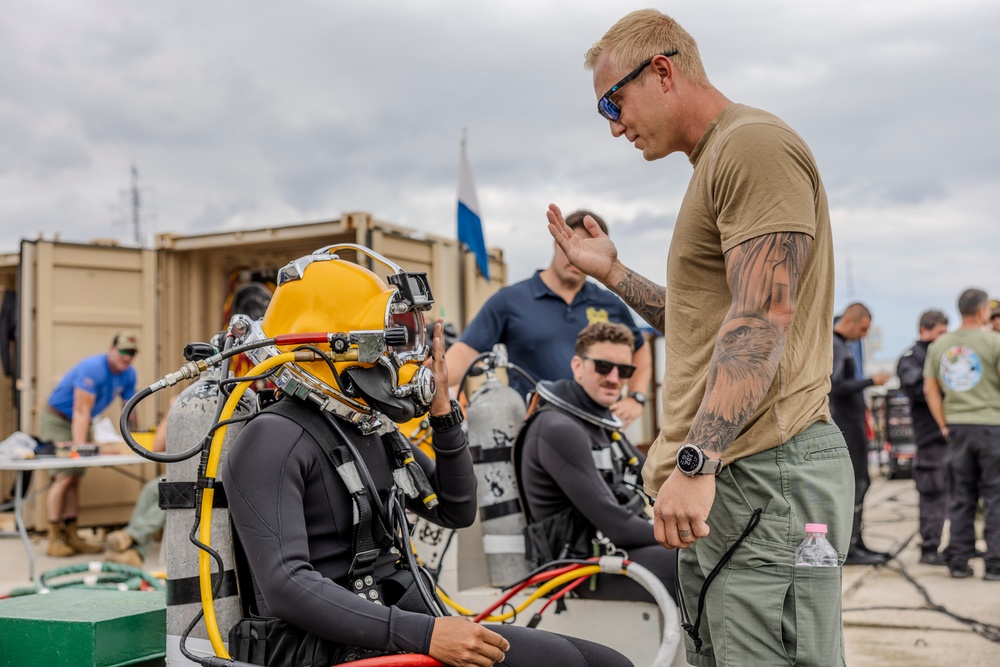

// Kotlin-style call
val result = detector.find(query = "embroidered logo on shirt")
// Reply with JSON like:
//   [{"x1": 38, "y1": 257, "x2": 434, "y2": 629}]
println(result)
[
  {"x1": 940, "y1": 345, "x2": 983, "y2": 392},
  {"x1": 586, "y1": 307, "x2": 609, "y2": 324}
]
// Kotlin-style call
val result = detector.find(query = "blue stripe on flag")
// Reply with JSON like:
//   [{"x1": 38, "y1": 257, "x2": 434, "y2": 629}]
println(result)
[{"x1": 458, "y1": 201, "x2": 489, "y2": 280}]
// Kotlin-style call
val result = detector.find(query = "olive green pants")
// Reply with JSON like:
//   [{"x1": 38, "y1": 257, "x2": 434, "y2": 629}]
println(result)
[{"x1": 679, "y1": 421, "x2": 853, "y2": 667}]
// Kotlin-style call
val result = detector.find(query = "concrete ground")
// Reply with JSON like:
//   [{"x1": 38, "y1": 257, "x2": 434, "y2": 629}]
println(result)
[{"x1": 2, "y1": 474, "x2": 999, "y2": 665}]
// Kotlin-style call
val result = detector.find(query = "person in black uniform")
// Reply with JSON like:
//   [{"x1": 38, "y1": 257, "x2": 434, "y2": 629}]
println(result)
[
  {"x1": 896, "y1": 309, "x2": 950, "y2": 565},
  {"x1": 830, "y1": 303, "x2": 891, "y2": 565},
  {"x1": 221, "y1": 248, "x2": 633, "y2": 667},
  {"x1": 516, "y1": 321, "x2": 676, "y2": 602}
]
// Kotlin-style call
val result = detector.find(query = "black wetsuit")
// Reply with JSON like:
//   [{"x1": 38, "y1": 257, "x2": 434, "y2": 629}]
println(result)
[
  {"x1": 519, "y1": 379, "x2": 677, "y2": 602},
  {"x1": 221, "y1": 398, "x2": 633, "y2": 667}
]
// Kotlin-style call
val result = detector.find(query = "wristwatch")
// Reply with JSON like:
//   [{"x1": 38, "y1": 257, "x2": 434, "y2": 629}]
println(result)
[
  {"x1": 428, "y1": 399, "x2": 464, "y2": 431},
  {"x1": 627, "y1": 391, "x2": 647, "y2": 405},
  {"x1": 675, "y1": 444, "x2": 723, "y2": 477}
]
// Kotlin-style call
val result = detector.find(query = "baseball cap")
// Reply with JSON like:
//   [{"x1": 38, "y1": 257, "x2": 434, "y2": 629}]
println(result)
[{"x1": 112, "y1": 330, "x2": 139, "y2": 353}]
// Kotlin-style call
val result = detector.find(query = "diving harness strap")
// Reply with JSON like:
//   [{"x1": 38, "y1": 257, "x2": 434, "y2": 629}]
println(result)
[{"x1": 264, "y1": 398, "x2": 395, "y2": 606}]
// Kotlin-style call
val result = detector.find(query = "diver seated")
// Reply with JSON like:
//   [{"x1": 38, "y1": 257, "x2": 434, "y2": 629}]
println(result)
[
  {"x1": 221, "y1": 248, "x2": 633, "y2": 667},
  {"x1": 515, "y1": 322, "x2": 677, "y2": 603}
]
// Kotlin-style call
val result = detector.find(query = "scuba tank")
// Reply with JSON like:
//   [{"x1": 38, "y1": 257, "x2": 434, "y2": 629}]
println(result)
[
  {"x1": 162, "y1": 346, "x2": 255, "y2": 665},
  {"x1": 465, "y1": 345, "x2": 531, "y2": 587}
]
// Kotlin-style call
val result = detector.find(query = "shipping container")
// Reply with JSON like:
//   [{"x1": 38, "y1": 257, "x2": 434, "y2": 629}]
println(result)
[{"x1": 1, "y1": 212, "x2": 505, "y2": 529}]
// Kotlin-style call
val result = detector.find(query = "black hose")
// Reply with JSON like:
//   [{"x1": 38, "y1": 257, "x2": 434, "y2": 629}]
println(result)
[
  {"x1": 457, "y1": 352, "x2": 537, "y2": 399},
  {"x1": 118, "y1": 334, "x2": 275, "y2": 463},
  {"x1": 391, "y1": 493, "x2": 446, "y2": 617}
]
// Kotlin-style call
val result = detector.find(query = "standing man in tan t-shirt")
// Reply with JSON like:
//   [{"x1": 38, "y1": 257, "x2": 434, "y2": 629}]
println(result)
[{"x1": 546, "y1": 9, "x2": 853, "y2": 667}]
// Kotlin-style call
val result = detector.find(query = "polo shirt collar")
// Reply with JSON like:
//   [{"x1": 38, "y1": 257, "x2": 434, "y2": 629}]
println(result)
[{"x1": 528, "y1": 270, "x2": 596, "y2": 304}]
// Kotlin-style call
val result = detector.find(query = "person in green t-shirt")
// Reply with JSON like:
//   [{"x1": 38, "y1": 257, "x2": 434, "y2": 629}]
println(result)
[{"x1": 924, "y1": 288, "x2": 1000, "y2": 581}]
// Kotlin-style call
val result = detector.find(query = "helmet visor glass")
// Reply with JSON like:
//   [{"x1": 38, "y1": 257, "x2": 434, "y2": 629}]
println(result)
[{"x1": 388, "y1": 308, "x2": 427, "y2": 360}]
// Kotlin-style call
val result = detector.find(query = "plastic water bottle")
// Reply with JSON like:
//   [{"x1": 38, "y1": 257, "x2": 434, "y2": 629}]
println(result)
[{"x1": 795, "y1": 523, "x2": 839, "y2": 567}]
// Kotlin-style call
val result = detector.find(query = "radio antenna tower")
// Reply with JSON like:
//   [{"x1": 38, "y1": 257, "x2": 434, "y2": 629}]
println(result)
[{"x1": 130, "y1": 164, "x2": 142, "y2": 246}]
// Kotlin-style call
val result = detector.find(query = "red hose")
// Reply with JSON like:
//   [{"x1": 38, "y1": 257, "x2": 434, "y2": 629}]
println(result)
[
  {"x1": 274, "y1": 332, "x2": 331, "y2": 345},
  {"x1": 472, "y1": 563, "x2": 589, "y2": 623},
  {"x1": 339, "y1": 655, "x2": 444, "y2": 667}
]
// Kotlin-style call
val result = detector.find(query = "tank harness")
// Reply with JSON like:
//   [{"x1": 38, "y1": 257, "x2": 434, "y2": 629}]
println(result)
[
  {"x1": 512, "y1": 381, "x2": 648, "y2": 568},
  {"x1": 229, "y1": 396, "x2": 441, "y2": 665}
]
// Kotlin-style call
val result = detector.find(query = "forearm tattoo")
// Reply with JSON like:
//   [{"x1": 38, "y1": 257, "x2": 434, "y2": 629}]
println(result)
[
  {"x1": 613, "y1": 268, "x2": 666, "y2": 333},
  {"x1": 687, "y1": 232, "x2": 812, "y2": 454}
]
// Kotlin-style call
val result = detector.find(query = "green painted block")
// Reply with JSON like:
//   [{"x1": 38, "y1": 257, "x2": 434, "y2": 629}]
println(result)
[{"x1": 0, "y1": 589, "x2": 165, "y2": 667}]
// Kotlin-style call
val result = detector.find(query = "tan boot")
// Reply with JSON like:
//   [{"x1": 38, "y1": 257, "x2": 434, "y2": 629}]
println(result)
[
  {"x1": 63, "y1": 519, "x2": 103, "y2": 554},
  {"x1": 105, "y1": 548, "x2": 144, "y2": 568},
  {"x1": 105, "y1": 529, "x2": 134, "y2": 552},
  {"x1": 46, "y1": 522, "x2": 76, "y2": 558}
]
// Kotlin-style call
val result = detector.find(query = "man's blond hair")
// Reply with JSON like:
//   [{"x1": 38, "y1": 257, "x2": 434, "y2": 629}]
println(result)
[{"x1": 584, "y1": 9, "x2": 709, "y2": 87}]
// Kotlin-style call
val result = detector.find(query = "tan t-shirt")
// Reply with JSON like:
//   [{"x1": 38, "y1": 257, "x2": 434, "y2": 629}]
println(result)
[{"x1": 644, "y1": 104, "x2": 834, "y2": 495}]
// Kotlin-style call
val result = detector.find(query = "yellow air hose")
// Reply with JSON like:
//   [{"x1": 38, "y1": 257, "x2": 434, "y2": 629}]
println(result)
[
  {"x1": 438, "y1": 565, "x2": 606, "y2": 622},
  {"x1": 198, "y1": 351, "x2": 298, "y2": 658}
]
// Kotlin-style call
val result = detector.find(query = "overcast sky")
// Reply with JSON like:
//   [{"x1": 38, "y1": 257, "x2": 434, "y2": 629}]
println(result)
[{"x1": 2, "y1": 0, "x2": 998, "y2": 364}]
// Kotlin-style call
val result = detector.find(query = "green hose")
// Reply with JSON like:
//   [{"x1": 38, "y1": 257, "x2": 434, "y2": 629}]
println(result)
[{"x1": 9, "y1": 561, "x2": 164, "y2": 597}]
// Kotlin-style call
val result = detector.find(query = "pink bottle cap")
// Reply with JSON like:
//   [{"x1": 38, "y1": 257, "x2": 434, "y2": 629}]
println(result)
[{"x1": 805, "y1": 523, "x2": 827, "y2": 533}]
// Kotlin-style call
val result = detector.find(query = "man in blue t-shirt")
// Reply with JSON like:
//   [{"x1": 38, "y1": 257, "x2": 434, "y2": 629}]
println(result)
[
  {"x1": 42, "y1": 330, "x2": 139, "y2": 557},
  {"x1": 445, "y1": 210, "x2": 651, "y2": 426}
]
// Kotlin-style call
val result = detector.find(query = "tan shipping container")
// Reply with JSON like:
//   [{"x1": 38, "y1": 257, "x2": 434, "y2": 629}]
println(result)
[{"x1": 1, "y1": 212, "x2": 504, "y2": 530}]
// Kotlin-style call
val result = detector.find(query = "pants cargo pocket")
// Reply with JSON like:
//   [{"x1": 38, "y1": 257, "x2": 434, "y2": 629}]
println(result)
[
  {"x1": 715, "y1": 537, "x2": 795, "y2": 666},
  {"x1": 784, "y1": 564, "x2": 844, "y2": 666}
]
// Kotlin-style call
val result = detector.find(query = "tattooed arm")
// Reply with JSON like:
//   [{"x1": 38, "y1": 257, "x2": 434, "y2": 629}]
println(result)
[
  {"x1": 546, "y1": 203, "x2": 666, "y2": 332},
  {"x1": 611, "y1": 268, "x2": 665, "y2": 334},
  {"x1": 651, "y1": 231, "x2": 812, "y2": 550},
  {"x1": 685, "y1": 231, "x2": 812, "y2": 454}
]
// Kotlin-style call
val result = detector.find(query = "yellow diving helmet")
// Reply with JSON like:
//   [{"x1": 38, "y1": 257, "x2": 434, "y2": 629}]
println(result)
[{"x1": 244, "y1": 244, "x2": 436, "y2": 431}]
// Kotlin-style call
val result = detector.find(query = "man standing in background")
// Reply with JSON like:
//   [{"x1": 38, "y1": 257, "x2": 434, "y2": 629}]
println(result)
[
  {"x1": 924, "y1": 288, "x2": 1000, "y2": 580},
  {"x1": 43, "y1": 331, "x2": 138, "y2": 557},
  {"x1": 896, "y1": 309, "x2": 950, "y2": 565},
  {"x1": 830, "y1": 303, "x2": 891, "y2": 566},
  {"x1": 446, "y1": 210, "x2": 651, "y2": 427}
]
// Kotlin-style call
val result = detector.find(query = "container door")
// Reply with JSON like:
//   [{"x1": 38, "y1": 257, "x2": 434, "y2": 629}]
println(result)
[{"x1": 19, "y1": 239, "x2": 159, "y2": 529}]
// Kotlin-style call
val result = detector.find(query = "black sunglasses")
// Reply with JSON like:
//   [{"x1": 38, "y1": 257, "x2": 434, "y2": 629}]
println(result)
[
  {"x1": 597, "y1": 50, "x2": 679, "y2": 122},
  {"x1": 118, "y1": 348, "x2": 137, "y2": 357},
  {"x1": 580, "y1": 355, "x2": 636, "y2": 379}
]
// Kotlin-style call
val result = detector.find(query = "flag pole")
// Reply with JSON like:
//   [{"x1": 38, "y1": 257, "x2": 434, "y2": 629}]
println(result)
[{"x1": 459, "y1": 129, "x2": 468, "y2": 328}]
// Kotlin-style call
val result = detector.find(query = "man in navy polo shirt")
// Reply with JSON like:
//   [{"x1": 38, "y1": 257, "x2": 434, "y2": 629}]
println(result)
[{"x1": 446, "y1": 210, "x2": 651, "y2": 426}]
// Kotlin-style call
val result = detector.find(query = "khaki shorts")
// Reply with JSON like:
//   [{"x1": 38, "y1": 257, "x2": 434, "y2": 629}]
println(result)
[
  {"x1": 39, "y1": 409, "x2": 88, "y2": 477},
  {"x1": 679, "y1": 421, "x2": 854, "y2": 667}
]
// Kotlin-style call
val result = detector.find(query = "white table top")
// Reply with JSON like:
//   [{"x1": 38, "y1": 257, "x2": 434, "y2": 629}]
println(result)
[{"x1": 0, "y1": 453, "x2": 149, "y2": 471}]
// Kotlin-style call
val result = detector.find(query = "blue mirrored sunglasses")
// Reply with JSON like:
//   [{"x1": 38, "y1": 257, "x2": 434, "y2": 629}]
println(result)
[{"x1": 597, "y1": 50, "x2": 679, "y2": 122}]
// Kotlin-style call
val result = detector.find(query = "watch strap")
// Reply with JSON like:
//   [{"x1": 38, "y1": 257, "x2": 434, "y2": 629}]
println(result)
[
  {"x1": 700, "y1": 456, "x2": 723, "y2": 475},
  {"x1": 627, "y1": 392, "x2": 646, "y2": 405},
  {"x1": 428, "y1": 399, "x2": 464, "y2": 431}
]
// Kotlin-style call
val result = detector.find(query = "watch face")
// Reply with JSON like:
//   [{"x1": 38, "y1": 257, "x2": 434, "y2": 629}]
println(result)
[{"x1": 677, "y1": 445, "x2": 703, "y2": 473}]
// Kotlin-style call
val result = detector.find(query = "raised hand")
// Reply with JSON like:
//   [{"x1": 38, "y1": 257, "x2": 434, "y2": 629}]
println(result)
[
  {"x1": 546, "y1": 203, "x2": 619, "y2": 285},
  {"x1": 428, "y1": 319, "x2": 452, "y2": 417}
]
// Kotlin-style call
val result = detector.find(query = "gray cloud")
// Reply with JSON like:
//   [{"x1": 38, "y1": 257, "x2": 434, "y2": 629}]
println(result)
[{"x1": 1, "y1": 0, "x2": 998, "y2": 360}]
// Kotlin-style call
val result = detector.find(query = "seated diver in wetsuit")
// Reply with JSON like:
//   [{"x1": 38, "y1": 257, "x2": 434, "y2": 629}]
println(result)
[
  {"x1": 516, "y1": 322, "x2": 677, "y2": 602},
  {"x1": 221, "y1": 248, "x2": 633, "y2": 667}
]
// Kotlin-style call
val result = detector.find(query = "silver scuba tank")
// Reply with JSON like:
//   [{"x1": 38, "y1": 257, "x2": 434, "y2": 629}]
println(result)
[
  {"x1": 466, "y1": 345, "x2": 530, "y2": 587},
  {"x1": 163, "y1": 363, "x2": 254, "y2": 665}
]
